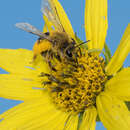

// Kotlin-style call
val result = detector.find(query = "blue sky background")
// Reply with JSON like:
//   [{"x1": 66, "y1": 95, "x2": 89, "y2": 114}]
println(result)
[{"x1": 0, "y1": 0, "x2": 130, "y2": 129}]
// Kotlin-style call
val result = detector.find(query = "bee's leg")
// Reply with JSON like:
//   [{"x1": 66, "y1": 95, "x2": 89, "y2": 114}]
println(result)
[
  {"x1": 39, "y1": 72, "x2": 51, "y2": 77},
  {"x1": 60, "y1": 73, "x2": 73, "y2": 78},
  {"x1": 50, "y1": 82, "x2": 70, "y2": 93},
  {"x1": 54, "y1": 53, "x2": 61, "y2": 62},
  {"x1": 42, "y1": 81, "x2": 52, "y2": 86},
  {"x1": 48, "y1": 61, "x2": 56, "y2": 72},
  {"x1": 48, "y1": 75, "x2": 60, "y2": 83},
  {"x1": 51, "y1": 86, "x2": 63, "y2": 92}
]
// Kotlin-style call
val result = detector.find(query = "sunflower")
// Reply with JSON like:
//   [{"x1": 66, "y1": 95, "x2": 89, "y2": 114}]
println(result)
[{"x1": 0, "y1": 0, "x2": 130, "y2": 129}]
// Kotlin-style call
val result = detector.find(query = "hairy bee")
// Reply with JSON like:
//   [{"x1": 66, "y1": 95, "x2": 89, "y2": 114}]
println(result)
[
  {"x1": 15, "y1": 0, "x2": 84, "y2": 70},
  {"x1": 16, "y1": 22, "x2": 79, "y2": 70}
]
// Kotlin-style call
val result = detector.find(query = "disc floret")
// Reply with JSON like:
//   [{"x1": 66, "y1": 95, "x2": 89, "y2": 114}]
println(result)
[{"x1": 42, "y1": 49, "x2": 107, "y2": 113}]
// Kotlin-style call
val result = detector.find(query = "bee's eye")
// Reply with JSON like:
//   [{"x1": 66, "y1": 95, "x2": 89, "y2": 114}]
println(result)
[{"x1": 66, "y1": 49, "x2": 72, "y2": 57}]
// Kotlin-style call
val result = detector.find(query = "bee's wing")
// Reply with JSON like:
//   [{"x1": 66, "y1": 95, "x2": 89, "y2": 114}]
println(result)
[
  {"x1": 15, "y1": 22, "x2": 51, "y2": 40},
  {"x1": 41, "y1": 0, "x2": 64, "y2": 32}
]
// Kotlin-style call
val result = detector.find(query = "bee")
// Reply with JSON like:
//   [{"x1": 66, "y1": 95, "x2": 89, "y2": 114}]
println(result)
[{"x1": 16, "y1": 0, "x2": 88, "y2": 70}]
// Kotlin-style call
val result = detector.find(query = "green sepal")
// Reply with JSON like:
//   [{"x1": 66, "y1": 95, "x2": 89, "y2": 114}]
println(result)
[
  {"x1": 77, "y1": 112, "x2": 84, "y2": 130},
  {"x1": 75, "y1": 33, "x2": 88, "y2": 49},
  {"x1": 104, "y1": 43, "x2": 112, "y2": 61},
  {"x1": 125, "y1": 101, "x2": 130, "y2": 110}
]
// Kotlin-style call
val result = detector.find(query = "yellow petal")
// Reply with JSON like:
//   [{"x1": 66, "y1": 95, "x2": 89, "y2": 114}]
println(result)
[
  {"x1": 64, "y1": 114, "x2": 78, "y2": 130},
  {"x1": 32, "y1": 54, "x2": 50, "y2": 73},
  {"x1": 0, "y1": 49, "x2": 33, "y2": 74},
  {"x1": 97, "y1": 92, "x2": 130, "y2": 130},
  {"x1": 0, "y1": 48, "x2": 49, "y2": 75},
  {"x1": 0, "y1": 93, "x2": 49, "y2": 119},
  {"x1": 105, "y1": 24, "x2": 130, "y2": 75},
  {"x1": 105, "y1": 68, "x2": 130, "y2": 101},
  {"x1": 43, "y1": 22, "x2": 48, "y2": 33},
  {"x1": 50, "y1": 0, "x2": 75, "y2": 39},
  {"x1": 79, "y1": 106, "x2": 97, "y2": 130},
  {"x1": 0, "y1": 74, "x2": 45, "y2": 101},
  {"x1": 43, "y1": 15, "x2": 54, "y2": 32},
  {"x1": 0, "y1": 92, "x2": 69, "y2": 130},
  {"x1": 85, "y1": 0, "x2": 108, "y2": 50}
]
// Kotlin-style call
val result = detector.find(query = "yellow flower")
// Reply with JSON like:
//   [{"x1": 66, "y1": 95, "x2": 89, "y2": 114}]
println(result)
[{"x1": 0, "y1": 0, "x2": 130, "y2": 130}]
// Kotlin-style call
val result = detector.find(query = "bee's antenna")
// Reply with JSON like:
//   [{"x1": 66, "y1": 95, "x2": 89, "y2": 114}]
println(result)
[{"x1": 74, "y1": 40, "x2": 90, "y2": 48}]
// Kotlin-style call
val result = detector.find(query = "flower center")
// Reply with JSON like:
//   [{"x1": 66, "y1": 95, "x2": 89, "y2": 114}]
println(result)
[{"x1": 41, "y1": 49, "x2": 107, "y2": 113}]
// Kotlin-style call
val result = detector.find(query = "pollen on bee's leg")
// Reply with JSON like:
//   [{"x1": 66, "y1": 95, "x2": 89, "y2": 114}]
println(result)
[
  {"x1": 41, "y1": 49, "x2": 108, "y2": 113},
  {"x1": 42, "y1": 81, "x2": 52, "y2": 85}
]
